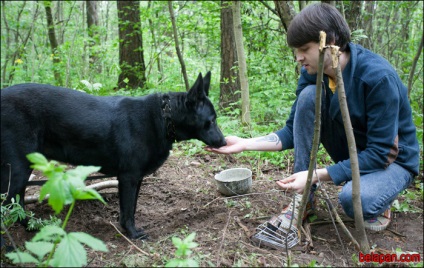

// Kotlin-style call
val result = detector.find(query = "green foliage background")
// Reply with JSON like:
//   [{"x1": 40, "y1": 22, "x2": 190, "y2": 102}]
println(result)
[{"x1": 1, "y1": 1, "x2": 423, "y2": 171}]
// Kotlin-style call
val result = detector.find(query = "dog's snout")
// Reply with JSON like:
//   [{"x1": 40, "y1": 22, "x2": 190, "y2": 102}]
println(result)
[
  {"x1": 219, "y1": 138, "x2": 227, "y2": 147},
  {"x1": 208, "y1": 136, "x2": 226, "y2": 148}
]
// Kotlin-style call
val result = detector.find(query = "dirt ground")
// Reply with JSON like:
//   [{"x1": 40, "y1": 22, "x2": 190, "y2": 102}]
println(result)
[{"x1": 2, "y1": 148, "x2": 423, "y2": 267}]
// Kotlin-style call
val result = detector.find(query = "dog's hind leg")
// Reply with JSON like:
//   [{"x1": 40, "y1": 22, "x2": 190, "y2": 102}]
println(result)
[
  {"x1": 1, "y1": 159, "x2": 33, "y2": 230},
  {"x1": 117, "y1": 174, "x2": 147, "y2": 240},
  {"x1": 1, "y1": 160, "x2": 32, "y2": 206}
]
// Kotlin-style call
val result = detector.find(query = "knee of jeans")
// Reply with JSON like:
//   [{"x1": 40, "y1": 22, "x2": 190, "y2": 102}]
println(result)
[
  {"x1": 297, "y1": 85, "x2": 316, "y2": 111},
  {"x1": 339, "y1": 187, "x2": 382, "y2": 219},
  {"x1": 338, "y1": 188, "x2": 355, "y2": 218}
]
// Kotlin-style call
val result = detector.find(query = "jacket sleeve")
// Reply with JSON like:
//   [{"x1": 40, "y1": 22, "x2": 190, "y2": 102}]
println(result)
[
  {"x1": 275, "y1": 68, "x2": 316, "y2": 150},
  {"x1": 327, "y1": 74, "x2": 403, "y2": 185}
]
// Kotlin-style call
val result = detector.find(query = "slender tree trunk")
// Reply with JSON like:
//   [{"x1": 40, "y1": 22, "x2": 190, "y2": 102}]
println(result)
[
  {"x1": 44, "y1": 1, "x2": 63, "y2": 86},
  {"x1": 117, "y1": 1, "x2": 146, "y2": 89},
  {"x1": 273, "y1": 1, "x2": 298, "y2": 74},
  {"x1": 232, "y1": 1, "x2": 250, "y2": 124},
  {"x1": 168, "y1": 1, "x2": 189, "y2": 91},
  {"x1": 408, "y1": 33, "x2": 423, "y2": 98},
  {"x1": 86, "y1": 0, "x2": 101, "y2": 73},
  {"x1": 344, "y1": 1, "x2": 363, "y2": 32},
  {"x1": 220, "y1": 1, "x2": 240, "y2": 110},
  {"x1": 321, "y1": 0, "x2": 335, "y2": 6},
  {"x1": 147, "y1": 1, "x2": 163, "y2": 81},
  {"x1": 273, "y1": 0, "x2": 296, "y2": 32},
  {"x1": 360, "y1": 0, "x2": 375, "y2": 49},
  {"x1": 299, "y1": 1, "x2": 307, "y2": 10},
  {"x1": 1, "y1": 1, "x2": 10, "y2": 86}
]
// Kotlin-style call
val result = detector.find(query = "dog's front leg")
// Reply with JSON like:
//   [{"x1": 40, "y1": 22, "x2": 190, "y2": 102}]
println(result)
[{"x1": 117, "y1": 175, "x2": 147, "y2": 239}]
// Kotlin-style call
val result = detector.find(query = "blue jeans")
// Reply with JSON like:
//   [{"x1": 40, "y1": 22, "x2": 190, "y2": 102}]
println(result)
[{"x1": 292, "y1": 85, "x2": 414, "y2": 219}]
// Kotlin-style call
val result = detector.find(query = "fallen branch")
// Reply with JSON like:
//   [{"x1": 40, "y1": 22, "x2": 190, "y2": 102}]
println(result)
[
  {"x1": 321, "y1": 185, "x2": 360, "y2": 252},
  {"x1": 309, "y1": 219, "x2": 354, "y2": 226},
  {"x1": 24, "y1": 180, "x2": 119, "y2": 204},
  {"x1": 235, "y1": 216, "x2": 252, "y2": 238},
  {"x1": 301, "y1": 223, "x2": 313, "y2": 250},
  {"x1": 109, "y1": 221, "x2": 150, "y2": 256},
  {"x1": 386, "y1": 228, "x2": 407, "y2": 238},
  {"x1": 216, "y1": 210, "x2": 232, "y2": 267},
  {"x1": 203, "y1": 189, "x2": 285, "y2": 208}
]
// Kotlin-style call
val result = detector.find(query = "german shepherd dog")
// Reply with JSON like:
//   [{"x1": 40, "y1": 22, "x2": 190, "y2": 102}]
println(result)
[{"x1": 1, "y1": 72, "x2": 226, "y2": 239}]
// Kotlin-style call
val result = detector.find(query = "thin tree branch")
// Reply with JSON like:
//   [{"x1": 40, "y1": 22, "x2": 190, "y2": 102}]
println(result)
[
  {"x1": 168, "y1": 1, "x2": 189, "y2": 91},
  {"x1": 297, "y1": 31, "x2": 326, "y2": 230},
  {"x1": 331, "y1": 45, "x2": 370, "y2": 253}
]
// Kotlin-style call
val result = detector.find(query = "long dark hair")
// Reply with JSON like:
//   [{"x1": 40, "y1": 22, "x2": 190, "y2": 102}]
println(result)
[{"x1": 287, "y1": 3, "x2": 351, "y2": 51}]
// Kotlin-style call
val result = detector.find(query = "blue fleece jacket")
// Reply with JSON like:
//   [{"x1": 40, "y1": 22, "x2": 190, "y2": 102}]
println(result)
[{"x1": 275, "y1": 43, "x2": 419, "y2": 185}]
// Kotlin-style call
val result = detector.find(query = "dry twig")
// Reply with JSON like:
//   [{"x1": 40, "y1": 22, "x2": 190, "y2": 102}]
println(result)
[
  {"x1": 216, "y1": 210, "x2": 232, "y2": 267},
  {"x1": 109, "y1": 221, "x2": 150, "y2": 256}
]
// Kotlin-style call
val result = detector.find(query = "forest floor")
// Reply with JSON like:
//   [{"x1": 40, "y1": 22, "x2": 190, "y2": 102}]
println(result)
[{"x1": 2, "y1": 147, "x2": 423, "y2": 267}]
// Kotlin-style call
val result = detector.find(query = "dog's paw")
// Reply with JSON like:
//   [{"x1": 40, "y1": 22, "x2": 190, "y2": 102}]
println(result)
[
  {"x1": 135, "y1": 229, "x2": 149, "y2": 240},
  {"x1": 126, "y1": 228, "x2": 149, "y2": 240}
]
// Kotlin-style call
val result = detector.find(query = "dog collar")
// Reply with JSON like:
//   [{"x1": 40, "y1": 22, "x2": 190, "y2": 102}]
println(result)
[{"x1": 161, "y1": 94, "x2": 176, "y2": 142}]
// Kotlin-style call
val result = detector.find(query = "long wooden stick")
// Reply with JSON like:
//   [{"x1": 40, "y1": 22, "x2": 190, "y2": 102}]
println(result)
[
  {"x1": 331, "y1": 46, "x2": 370, "y2": 253},
  {"x1": 297, "y1": 31, "x2": 326, "y2": 230}
]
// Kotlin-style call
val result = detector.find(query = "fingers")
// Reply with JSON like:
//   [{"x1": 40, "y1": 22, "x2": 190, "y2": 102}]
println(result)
[
  {"x1": 278, "y1": 176, "x2": 296, "y2": 184},
  {"x1": 204, "y1": 145, "x2": 232, "y2": 154},
  {"x1": 276, "y1": 175, "x2": 300, "y2": 193},
  {"x1": 276, "y1": 180, "x2": 293, "y2": 190}
]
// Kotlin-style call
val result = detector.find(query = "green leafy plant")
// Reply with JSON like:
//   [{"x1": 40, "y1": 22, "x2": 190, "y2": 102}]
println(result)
[
  {"x1": 165, "y1": 232, "x2": 199, "y2": 267},
  {"x1": 79, "y1": 79, "x2": 103, "y2": 92},
  {"x1": 5, "y1": 153, "x2": 108, "y2": 267},
  {"x1": 1, "y1": 194, "x2": 61, "y2": 242},
  {"x1": 1, "y1": 194, "x2": 27, "y2": 230},
  {"x1": 392, "y1": 188, "x2": 423, "y2": 213}
]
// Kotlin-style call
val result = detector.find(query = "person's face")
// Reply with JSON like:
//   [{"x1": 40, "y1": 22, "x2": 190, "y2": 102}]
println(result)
[{"x1": 295, "y1": 41, "x2": 333, "y2": 76}]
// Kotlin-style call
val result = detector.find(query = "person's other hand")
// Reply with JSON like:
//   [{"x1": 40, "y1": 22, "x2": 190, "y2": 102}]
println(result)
[
  {"x1": 205, "y1": 136, "x2": 246, "y2": 154},
  {"x1": 276, "y1": 171, "x2": 309, "y2": 194}
]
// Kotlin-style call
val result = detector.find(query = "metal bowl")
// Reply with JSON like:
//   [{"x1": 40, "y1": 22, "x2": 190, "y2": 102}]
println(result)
[{"x1": 214, "y1": 168, "x2": 252, "y2": 196}]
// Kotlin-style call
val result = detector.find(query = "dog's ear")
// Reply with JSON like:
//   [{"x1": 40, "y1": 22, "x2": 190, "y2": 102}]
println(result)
[
  {"x1": 187, "y1": 72, "x2": 206, "y2": 106},
  {"x1": 203, "y1": 71, "x2": 211, "y2": 97}
]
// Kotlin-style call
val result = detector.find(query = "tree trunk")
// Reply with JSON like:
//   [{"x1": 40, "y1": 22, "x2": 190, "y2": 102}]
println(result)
[
  {"x1": 273, "y1": 1, "x2": 298, "y2": 74},
  {"x1": 168, "y1": 1, "x2": 189, "y2": 91},
  {"x1": 321, "y1": 0, "x2": 335, "y2": 6},
  {"x1": 117, "y1": 0, "x2": 146, "y2": 90},
  {"x1": 232, "y1": 1, "x2": 250, "y2": 124},
  {"x1": 86, "y1": 0, "x2": 101, "y2": 73},
  {"x1": 344, "y1": 1, "x2": 363, "y2": 32},
  {"x1": 44, "y1": 1, "x2": 63, "y2": 86},
  {"x1": 360, "y1": 0, "x2": 375, "y2": 49},
  {"x1": 408, "y1": 33, "x2": 423, "y2": 98},
  {"x1": 273, "y1": 0, "x2": 296, "y2": 32},
  {"x1": 147, "y1": 1, "x2": 163, "y2": 81},
  {"x1": 220, "y1": 1, "x2": 240, "y2": 110},
  {"x1": 299, "y1": 1, "x2": 307, "y2": 10}
]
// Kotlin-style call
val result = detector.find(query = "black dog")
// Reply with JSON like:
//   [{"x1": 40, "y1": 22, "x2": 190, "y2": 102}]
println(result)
[{"x1": 1, "y1": 71, "x2": 226, "y2": 239}]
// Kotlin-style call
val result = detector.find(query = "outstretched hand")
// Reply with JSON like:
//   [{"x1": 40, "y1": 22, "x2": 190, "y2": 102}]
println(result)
[{"x1": 205, "y1": 136, "x2": 246, "y2": 154}]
